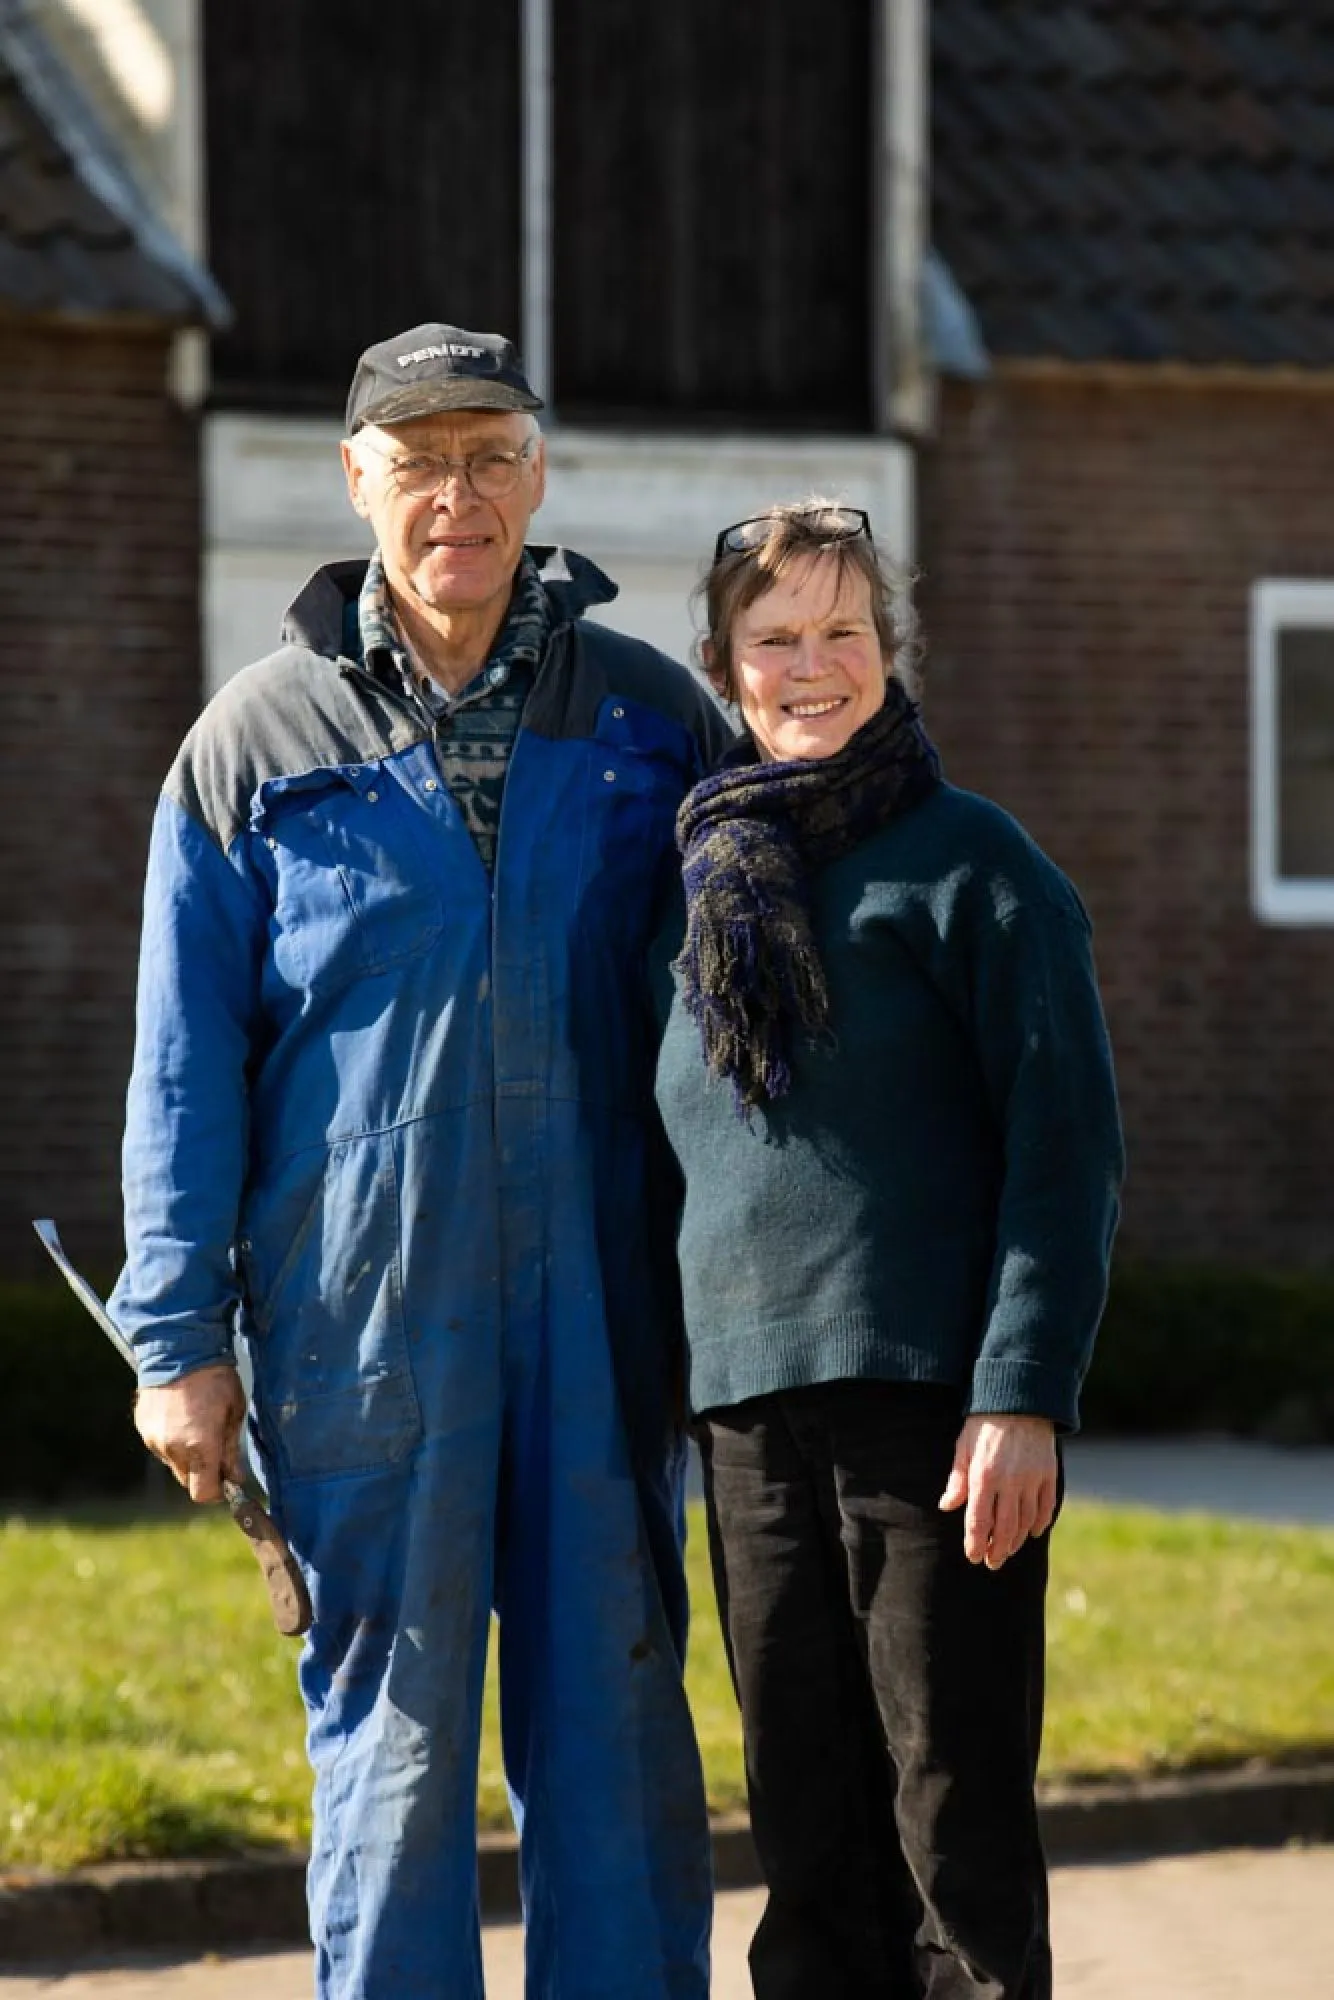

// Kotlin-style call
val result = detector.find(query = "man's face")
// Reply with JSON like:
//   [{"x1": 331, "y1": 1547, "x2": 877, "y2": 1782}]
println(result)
[{"x1": 342, "y1": 410, "x2": 546, "y2": 617}]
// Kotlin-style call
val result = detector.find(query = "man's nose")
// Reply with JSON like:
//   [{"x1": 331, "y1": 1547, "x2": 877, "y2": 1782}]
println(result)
[{"x1": 430, "y1": 469, "x2": 478, "y2": 511}]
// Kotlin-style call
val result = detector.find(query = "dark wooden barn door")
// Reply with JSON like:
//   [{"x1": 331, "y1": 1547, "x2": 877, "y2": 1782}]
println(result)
[
  {"x1": 204, "y1": 0, "x2": 522, "y2": 412},
  {"x1": 552, "y1": 0, "x2": 875, "y2": 429}
]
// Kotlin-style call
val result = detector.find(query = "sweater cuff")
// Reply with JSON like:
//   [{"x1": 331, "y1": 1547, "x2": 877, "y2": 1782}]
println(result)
[{"x1": 967, "y1": 1355, "x2": 1080, "y2": 1433}]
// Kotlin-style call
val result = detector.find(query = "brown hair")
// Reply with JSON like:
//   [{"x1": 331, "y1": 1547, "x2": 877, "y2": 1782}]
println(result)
[{"x1": 698, "y1": 498, "x2": 923, "y2": 704}]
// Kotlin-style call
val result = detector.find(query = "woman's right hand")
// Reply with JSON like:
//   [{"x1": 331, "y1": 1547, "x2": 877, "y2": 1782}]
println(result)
[{"x1": 939, "y1": 1413, "x2": 1058, "y2": 1569}]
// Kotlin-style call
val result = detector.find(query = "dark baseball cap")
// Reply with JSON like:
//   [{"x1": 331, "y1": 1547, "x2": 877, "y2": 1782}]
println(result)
[{"x1": 345, "y1": 322, "x2": 544, "y2": 433}]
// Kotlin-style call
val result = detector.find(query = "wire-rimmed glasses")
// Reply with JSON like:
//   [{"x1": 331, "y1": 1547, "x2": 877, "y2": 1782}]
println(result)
[{"x1": 364, "y1": 437, "x2": 539, "y2": 501}]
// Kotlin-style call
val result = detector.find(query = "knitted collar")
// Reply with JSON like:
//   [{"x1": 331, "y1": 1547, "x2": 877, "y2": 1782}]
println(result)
[
  {"x1": 355, "y1": 548, "x2": 551, "y2": 715},
  {"x1": 673, "y1": 682, "x2": 942, "y2": 1111}
]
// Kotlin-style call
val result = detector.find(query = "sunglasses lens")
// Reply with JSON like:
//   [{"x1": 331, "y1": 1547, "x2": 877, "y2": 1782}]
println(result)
[
  {"x1": 719, "y1": 507, "x2": 868, "y2": 557},
  {"x1": 809, "y1": 506, "x2": 864, "y2": 538},
  {"x1": 723, "y1": 519, "x2": 775, "y2": 554}
]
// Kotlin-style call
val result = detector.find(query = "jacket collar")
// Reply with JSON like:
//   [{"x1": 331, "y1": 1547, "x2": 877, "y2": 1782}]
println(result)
[{"x1": 280, "y1": 546, "x2": 619, "y2": 660}]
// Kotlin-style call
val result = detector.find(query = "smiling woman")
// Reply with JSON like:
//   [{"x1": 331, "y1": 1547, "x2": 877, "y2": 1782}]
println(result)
[{"x1": 653, "y1": 497, "x2": 1125, "y2": 1999}]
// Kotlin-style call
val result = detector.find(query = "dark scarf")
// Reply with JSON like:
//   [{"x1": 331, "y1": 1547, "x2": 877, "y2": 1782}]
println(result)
[{"x1": 674, "y1": 682, "x2": 942, "y2": 1111}]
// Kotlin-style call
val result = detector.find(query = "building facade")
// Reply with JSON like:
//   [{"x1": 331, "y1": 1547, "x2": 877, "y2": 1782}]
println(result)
[
  {"x1": 7, "y1": 0, "x2": 1334, "y2": 1278},
  {"x1": 199, "y1": 0, "x2": 921, "y2": 686},
  {"x1": 0, "y1": 0, "x2": 219, "y2": 1274},
  {"x1": 927, "y1": 0, "x2": 1334, "y2": 1268}
]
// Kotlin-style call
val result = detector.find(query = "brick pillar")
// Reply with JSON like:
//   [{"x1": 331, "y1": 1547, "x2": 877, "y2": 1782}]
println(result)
[{"x1": 0, "y1": 320, "x2": 201, "y2": 1277}]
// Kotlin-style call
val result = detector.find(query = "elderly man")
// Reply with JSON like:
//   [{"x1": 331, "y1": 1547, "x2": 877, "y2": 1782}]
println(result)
[{"x1": 114, "y1": 323, "x2": 727, "y2": 1999}]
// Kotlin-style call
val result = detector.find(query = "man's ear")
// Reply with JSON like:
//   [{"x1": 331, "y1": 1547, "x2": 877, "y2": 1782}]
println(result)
[
  {"x1": 341, "y1": 438, "x2": 371, "y2": 519},
  {"x1": 525, "y1": 435, "x2": 547, "y2": 517}
]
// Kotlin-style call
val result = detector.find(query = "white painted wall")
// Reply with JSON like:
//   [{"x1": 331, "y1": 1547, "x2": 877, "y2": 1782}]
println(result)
[{"x1": 204, "y1": 415, "x2": 915, "y2": 695}]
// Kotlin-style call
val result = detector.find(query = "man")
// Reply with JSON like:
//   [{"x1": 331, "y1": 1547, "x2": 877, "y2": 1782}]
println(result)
[{"x1": 114, "y1": 323, "x2": 729, "y2": 1999}]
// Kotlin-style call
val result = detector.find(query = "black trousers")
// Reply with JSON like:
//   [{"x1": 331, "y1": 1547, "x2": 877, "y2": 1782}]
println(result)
[{"x1": 699, "y1": 1380, "x2": 1054, "y2": 2000}]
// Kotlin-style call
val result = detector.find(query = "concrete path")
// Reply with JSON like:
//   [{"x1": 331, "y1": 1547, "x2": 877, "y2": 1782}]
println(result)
[
  {"x1": 4, "y1": 1845, "x2": 1332, "y2": 1997},
  {"x1": 1063, "y1": 1436, "x2": 1334, "y2": 1525}
]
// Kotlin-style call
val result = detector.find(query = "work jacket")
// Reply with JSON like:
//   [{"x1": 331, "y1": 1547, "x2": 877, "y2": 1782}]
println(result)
[{"x1": 111, "y1": 548, "x2": 730, "y2": 1496}]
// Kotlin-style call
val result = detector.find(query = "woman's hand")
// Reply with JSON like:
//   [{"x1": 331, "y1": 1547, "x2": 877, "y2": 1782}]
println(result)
[{"x1": 938, "y1": 1414, "x2": 1058, "y2": 1569}]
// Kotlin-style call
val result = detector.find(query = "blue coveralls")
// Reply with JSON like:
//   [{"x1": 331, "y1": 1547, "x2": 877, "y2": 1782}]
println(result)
[{"x1": 111, "y1": 550, "x2": 726, "y2": 1998}]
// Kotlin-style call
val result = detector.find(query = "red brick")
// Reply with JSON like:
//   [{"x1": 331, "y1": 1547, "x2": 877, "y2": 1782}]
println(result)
[
  {"x1": 921, "y1": 371, "x2": 1334, "y2": 1266},
  {"x1": 0, "y1": 323, "x2": 200, "y2": 1276}
]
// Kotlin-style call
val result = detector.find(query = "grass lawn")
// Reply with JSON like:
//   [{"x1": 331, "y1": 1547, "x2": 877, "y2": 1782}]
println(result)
[{"x1": 1, "y1": 1498, "x2": 1332, "y2": 1870}]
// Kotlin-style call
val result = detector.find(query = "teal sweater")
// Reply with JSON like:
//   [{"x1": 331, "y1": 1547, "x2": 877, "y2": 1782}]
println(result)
[{"x1": 653, "y1": 782, "x2": 1124, "y2": 1430}]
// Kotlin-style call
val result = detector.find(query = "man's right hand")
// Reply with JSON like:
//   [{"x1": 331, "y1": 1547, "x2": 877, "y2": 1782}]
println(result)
[{"x1": 134, "y1": 1363, "x2": 247, "y2": 1503}]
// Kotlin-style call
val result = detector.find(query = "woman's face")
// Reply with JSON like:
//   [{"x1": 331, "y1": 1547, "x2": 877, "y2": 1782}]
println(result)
[{"x1": 725, "y1": 556, "x2": 888, "y2": 761}]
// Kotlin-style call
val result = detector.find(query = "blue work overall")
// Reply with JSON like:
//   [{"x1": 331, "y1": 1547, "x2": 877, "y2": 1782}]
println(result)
[{"x1": 113, "y1": 552, "x2": 723, "y2": 1997}]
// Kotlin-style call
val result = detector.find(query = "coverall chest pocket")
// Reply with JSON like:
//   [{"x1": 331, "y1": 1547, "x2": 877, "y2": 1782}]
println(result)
[
  {"x1": 581, "y1": 739, "x2": 685, "y2": 932},
  {"x1": 240, "y1": 1130, "x2": 422, "y2": 1480},
  {"x1": 253, "y1": 767, "x2": 445, "y2": 998},
  {"x1": 588, "y1": 744, "x2": 688, "y2": 892}
]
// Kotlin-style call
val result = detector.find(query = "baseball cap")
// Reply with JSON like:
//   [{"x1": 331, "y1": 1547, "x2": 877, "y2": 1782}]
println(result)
[{"x1": 345, "y1": 322, "x2": 544, "y2": 433}]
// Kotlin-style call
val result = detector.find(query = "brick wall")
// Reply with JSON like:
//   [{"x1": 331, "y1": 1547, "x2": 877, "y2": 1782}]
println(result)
[
  {"x1": 0, "y1": 320, "x2": 200, "y2": 1279},
  {"x1": 919, "y1": 370, "x2": 1334, "y2": 1267}
]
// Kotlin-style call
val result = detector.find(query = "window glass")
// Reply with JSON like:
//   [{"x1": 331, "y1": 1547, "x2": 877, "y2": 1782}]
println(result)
[
  {"x1": 1277, "y1": 627, "x2": 1334, "y2": 881},
  {"x1": 552, "y1": 0, "x2": 874, "y2": 428},
  {"x1": 205, "y1": 1, "x2": 522, "y2": 412}
]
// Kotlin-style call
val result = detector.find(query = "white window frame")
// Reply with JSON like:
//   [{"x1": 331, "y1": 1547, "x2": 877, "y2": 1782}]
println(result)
[{"x1": 1251, "y1": 578, "x2": 1334, "y2": 924}]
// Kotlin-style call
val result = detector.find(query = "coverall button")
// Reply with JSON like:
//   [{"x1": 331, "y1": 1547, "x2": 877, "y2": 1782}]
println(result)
[
  {"x1": 604, "y1": 770, "x2": 616, "y2": 782},
  {"x1": 366, "y1": 790, "x2": 379, "y2": 803},
  {"x1": 612, "y1": 706, "x2": 625, "y2": 719},
  {"x1": 425, "y1": 779, "x2": 439, "y2": 792}
]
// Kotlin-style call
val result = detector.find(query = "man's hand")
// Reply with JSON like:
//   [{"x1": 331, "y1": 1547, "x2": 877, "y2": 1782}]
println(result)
[
  {"x1": 134, "y1": 1363, "x2": 246, "y2": 1503},
  {"x1": 939, "y1": 1413, "x2": 1058, "y2": 1569}
]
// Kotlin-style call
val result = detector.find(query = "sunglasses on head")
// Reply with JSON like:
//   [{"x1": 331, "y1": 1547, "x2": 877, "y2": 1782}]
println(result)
[{"x1": 713, "y1": 505, "x2": 872, "y2": 565}]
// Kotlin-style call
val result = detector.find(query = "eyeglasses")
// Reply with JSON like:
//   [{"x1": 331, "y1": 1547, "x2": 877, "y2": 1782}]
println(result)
[
  {"x1": 713, "y1": 506, "x2": 871, "y2": 565},
  {"x1": 364, "y1": 437, "x2": 538, "y2": 501}
]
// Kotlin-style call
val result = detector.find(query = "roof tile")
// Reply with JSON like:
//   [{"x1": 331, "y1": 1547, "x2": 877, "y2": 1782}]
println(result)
[
  {"x1": 0, "y1": 17, "x2": 224, "y2": 323},
  {"x1": 933, "y1": 0, "x2": 1334, "y2": 366}
]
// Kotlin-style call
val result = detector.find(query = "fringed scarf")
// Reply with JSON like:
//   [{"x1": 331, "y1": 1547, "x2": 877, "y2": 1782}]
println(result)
[{"x1": 673, "y1": 682, "x2": 942, "y2": 1111}]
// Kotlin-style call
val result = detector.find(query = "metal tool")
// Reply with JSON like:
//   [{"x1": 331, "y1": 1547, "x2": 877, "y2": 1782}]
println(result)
[{"x1": 31, "y1": 1218, "x2": 312, "y2": 1638}]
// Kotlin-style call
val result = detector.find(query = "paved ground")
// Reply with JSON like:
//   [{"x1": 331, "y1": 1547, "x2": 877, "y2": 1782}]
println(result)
[
  {"x1": 687, "y1": 1435, "x2": 1334, "y2": 1526},
  {"x1": 4, "y1": 1440, "x2": 1328, "y2": 1997},
  {"x1": 3, "y1": 1845, "x2": 1332, "y2": 1997},
  {"x1": 1063, "y1": 1436, "x2": 1334, "y2": 1525}
]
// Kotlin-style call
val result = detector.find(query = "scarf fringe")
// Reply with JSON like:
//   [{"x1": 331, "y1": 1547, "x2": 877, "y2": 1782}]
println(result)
[{"x1": 677, "y1": 914, "x2": 829, "y2": 1112}]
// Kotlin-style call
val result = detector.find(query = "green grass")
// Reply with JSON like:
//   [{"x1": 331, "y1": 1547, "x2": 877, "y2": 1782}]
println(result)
[
  {"x1": 1, "y1": 1500, "x2": 1332, "y2": 1869},
  {"x1": 1044, "y1": 1503, "x2": 1334, "y2": 1780}
]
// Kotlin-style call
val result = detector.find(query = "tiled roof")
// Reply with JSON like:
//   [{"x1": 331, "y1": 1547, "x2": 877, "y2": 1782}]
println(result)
[
  {"x1": 932, "y1": 1, "x2": 1334, "y2": 368},
  {"x1": 0, "y1": 5, "x2": 225, "y2": 324}
]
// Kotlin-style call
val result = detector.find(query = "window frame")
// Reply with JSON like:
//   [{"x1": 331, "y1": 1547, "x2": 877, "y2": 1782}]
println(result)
[{"x1": 1251, "y1": 578, "x2": 1334, "y2": 925}]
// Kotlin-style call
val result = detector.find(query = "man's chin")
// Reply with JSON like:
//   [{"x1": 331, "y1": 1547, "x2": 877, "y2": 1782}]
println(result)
[{"x1": 410, "y1": 555, "x2": 504, "y2": 611}]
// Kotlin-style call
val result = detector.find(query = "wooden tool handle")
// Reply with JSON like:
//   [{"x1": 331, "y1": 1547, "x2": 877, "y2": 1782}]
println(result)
[{"x1": 223, "y1": 1480, "x2": 313, "y2": 1637}]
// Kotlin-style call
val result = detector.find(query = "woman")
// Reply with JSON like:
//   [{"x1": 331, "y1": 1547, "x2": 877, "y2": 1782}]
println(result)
[{"x1": 654, "y1": 502, "x2": 1123, "y2": 2000}]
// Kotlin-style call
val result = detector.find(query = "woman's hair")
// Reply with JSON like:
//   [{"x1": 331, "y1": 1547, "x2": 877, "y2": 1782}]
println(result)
[{"x1": 697, "y1": 497, "x2": 923, "y2": 703}]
